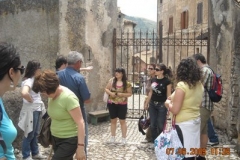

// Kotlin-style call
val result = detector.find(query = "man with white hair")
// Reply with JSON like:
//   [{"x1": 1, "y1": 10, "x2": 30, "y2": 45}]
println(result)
[{"x1": 57, "y1": 51, "x2": 91, "y2": 155}]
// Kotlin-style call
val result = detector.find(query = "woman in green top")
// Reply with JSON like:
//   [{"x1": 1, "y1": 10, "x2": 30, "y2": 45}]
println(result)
[
  {"x1": 32, "y1": 70, "x2": 86, "y2": 160},
  {"x1": 105, "y1": 68, "x2": 132, "y2": 144}
]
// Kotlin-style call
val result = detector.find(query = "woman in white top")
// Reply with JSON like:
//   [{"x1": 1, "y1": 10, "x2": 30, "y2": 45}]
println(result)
[{"x1": 18, "y1": 60, "x2": 46, "y2": 160}]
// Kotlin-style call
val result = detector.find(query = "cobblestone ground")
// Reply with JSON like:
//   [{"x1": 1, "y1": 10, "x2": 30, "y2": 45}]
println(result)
[{"x1": 14, "y1": 94, "x2": 240, "y2": 159}]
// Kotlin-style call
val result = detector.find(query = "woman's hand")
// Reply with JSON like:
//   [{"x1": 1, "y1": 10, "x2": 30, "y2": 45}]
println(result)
[
  {"x1": 144, "y1": 104, "x2": 149, "y2": 110},
  {"x1": 165, "y1": 99, "x2": 172, "y2": 109},
  {"x1": 110, "y1": 92, "x2": 116, "y2": 98},
  {"x1": 75, "y1": 146, "x2": 86, "y2": 160}
]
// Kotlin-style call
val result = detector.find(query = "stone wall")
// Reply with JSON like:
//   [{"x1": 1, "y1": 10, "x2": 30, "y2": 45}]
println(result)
[
  {"x1": 0, "y1": 0, "x2": 117, "y2": 150},
  {"x1": 209, "y1": 0, "x2": 240, "y2": 139}
]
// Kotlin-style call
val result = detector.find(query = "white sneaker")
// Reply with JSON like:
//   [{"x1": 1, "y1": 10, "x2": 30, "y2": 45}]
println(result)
[
  {"x1": 109, "y1": 136, "x2": 115, "y2": 143},
  {"x1": 121, "y1": 138, "x2": 127, "y2": 145}
]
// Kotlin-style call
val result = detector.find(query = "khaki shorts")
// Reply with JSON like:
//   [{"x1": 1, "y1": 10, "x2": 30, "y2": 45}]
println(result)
[{"x1": 200, "y1": 107, "x2": 211, "y2": 134}]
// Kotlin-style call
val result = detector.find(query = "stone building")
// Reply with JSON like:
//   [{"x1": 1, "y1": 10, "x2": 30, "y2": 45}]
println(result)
[
  {"x1": 158, "y1": 0, "x2": 240, "y2": 152},
  {"x1": 0, "y1": 0, "x2": 117, "y2": 149},
  {"x1": 157, "y1": 0, "x2": 208, "y2": 69}
]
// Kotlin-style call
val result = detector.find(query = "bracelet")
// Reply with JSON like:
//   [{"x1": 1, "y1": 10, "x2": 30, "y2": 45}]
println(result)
[{"x1": 78, "y1": 143, "x2": 84, "y2": 146}]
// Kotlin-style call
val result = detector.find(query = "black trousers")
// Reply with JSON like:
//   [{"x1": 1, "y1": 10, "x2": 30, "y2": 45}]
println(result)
[{"x1": 51, "y1": 136, "x2": 78, "y2": 160}]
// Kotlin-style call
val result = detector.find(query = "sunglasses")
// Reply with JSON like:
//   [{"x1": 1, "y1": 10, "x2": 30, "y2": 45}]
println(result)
[
  {"x1": 115, "y1": 68, "x2": 124, "y2": 72},
  {"x1": 148, "y1": 68, "x2": 154, "y2": 70},
  {"x1": 155, "y1": 68, "x2": 161, "y2": 71},
  {"x1": 16, "y1": 66, "x2": 25, "y2": 75}
]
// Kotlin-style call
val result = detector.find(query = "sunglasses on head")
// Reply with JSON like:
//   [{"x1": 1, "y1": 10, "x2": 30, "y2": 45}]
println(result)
[
  {"x1": 148, "y1": 68, "x2": 154, "y2": 70},
  {"x1": 115, "y1": 68, "x2": 124, "y2": 72},
  {"x1": 15, "y1": 66, "x2": 25, "y2": 75},
  {"x1": 155, "y1": 68, "x2": 161, "y2": 71}
]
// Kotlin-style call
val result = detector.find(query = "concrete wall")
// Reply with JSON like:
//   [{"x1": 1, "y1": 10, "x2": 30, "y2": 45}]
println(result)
[{"x1": 0, "y1": 0, "x2": 117, "y2": 149}]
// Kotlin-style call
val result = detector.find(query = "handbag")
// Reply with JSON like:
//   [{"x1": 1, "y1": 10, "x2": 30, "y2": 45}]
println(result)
[
  {"x1": 154, "y1": 113, "x2": 184, "y2": 160},
  {"x1": 103, "y1": 92, "x2": 108, "y2": 103},
  {"x1": 138, "y1": 110, "x2": 150, "y2": 135},
  {"x1": 103, "y1": 78, "x2": 113, "y2": 103}
]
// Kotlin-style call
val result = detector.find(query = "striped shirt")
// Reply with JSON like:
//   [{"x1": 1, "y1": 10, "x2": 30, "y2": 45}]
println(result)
[{"x1": 201, "y1": 66, "x2": 214, "y2": 111}]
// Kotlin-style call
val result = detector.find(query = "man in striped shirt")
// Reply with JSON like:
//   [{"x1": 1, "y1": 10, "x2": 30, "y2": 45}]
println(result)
[{"x1": 193, "y1": 53, "x2": 213, "y2": 160}]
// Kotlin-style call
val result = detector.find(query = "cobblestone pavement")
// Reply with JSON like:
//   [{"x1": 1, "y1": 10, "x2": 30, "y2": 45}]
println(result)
[
  {"x1": 14, "y1": 94, "x2": 240, "y2": 159},
  {"x1": 16, "y1": 120, "x2": 239, "y2": 160}
]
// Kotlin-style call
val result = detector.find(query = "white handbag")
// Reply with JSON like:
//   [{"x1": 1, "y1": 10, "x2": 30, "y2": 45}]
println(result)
[
  {"x1": 103, "y1": 92, "x2": 108, "y2": 103},
  {"x1": 103, "y1": 78, "x2": 113, "y2": 103},
  {"x1": 154, "y1": 115, "x2": 184, "y2": 160}
]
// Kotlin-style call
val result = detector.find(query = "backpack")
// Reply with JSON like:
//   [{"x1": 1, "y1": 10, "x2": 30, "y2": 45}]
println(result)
[
  {"x1": 205, "y1": 67, "x2": 223, "y2": 102},
  {"x1": 38, "y1": 113, "x2": 52, "y2": 148}
]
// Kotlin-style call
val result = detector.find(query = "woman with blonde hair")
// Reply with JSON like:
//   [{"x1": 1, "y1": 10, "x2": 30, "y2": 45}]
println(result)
[{"x1": 105, "y1": 67, "x2": 132, "y2": 144}]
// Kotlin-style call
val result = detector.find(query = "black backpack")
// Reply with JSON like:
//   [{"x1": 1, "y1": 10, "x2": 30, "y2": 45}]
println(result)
[{"x1": 38, "y1": 113, "x2": 52, "y2": 148}]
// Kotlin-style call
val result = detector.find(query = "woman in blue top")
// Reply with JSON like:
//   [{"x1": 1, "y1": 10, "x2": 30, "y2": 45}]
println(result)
[{"x1": 0, "y1": 42, "x2": 25, "y2": 160}]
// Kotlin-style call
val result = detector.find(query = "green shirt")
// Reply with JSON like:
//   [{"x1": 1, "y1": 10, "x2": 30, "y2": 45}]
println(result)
[{"x1": 48, "y1": 86, "x2": 79, "y2": 138}]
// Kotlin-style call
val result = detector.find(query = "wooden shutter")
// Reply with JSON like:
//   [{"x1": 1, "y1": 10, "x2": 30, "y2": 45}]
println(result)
[
  {"x1": 181, "y1": 12, "x2": 184, "y2": 29},
  {"x1": 197, "y1": 3, "x2": 203, "y2": 24},
  {"x1": 185, "y1": 10, "x2": 188, "y2": 29},
  {"x1": 169, "y1": 17, "x2": 173, "y2": 33}
]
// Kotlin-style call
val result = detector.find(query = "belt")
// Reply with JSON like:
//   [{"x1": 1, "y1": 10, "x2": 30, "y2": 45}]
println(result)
[{"x1": 151, "y1": 101, "x2": 163, "y2": 105}]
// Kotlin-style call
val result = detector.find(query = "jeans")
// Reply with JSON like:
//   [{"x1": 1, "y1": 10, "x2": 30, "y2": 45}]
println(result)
[
  {"x1": 208, "y1": 118, "x2": 219, "y2": 142},
  {"x1": 149, "y1": 101, "x2": 167, "y2": 142},
  {"x1": 22, "y1": 111, "x2": 41, "y2": 159},
  {"x1": 80, "y1": 106, "x2": 88, "y2": 154}
]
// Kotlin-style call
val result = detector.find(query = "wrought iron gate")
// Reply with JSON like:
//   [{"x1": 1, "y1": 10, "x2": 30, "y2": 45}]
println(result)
[{"x1": 112, "y1": 25, "x2": 209, "y2": 119}]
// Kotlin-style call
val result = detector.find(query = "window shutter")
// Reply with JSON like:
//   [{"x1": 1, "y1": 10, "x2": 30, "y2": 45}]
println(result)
[
  {"x1": 186, "y1": 10, "x2": 189, "y2": 29},
  {"x1": 200, "y1": 3, "x2": 203, "y2": 23},
  {"x1": 197, "y1": 4, "x2": 200, "y2": 24},
  {"x1": 181, "y1": 13, "x2": 184, "y2": 29},
  {"x1": 169, "y1": 17, "x2": 173, "y2": 33}
]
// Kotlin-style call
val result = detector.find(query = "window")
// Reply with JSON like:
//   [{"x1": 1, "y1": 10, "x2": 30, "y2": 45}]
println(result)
[
  {"x1": 181, "y1": 11, "x2": 188, "y2": 29},
  {"x1": 197, "y1": 2, "x2": 203, "y2": 24},
  {"x1": 196, "y1": 48, "x2": 200, "y2": 53},
  {"x1": 169, "y1": 17, "x2": 173, "y2": 33}
]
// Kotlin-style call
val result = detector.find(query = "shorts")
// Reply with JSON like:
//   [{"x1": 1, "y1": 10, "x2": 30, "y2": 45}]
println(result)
[
  {"x1": 200, "y1": 107, "x2": 211, "y2": 134},
  {"x1": 107, "y1": 103, "x2": 127, "y2": 120}
]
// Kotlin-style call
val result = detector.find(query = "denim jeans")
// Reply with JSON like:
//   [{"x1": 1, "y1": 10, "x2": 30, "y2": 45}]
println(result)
[
  {"x1": 208, "y1": 118, "x2": 219, "y2": 142},
  {"x1": 22, "y1": 111, "x2": 41, "y2": 159},
  {"x1": 149, "y1": 101, "x2": 167, "y2": 142},
  {"x1": 80, "y1": 106, "x2": 88, "y2": 154}
]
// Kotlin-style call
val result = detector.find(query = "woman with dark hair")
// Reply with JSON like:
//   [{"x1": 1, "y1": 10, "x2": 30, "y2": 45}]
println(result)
[
  {"x1": 18, "y1": 60, "x2": 46, "y2": 160},
  {"x1": 32, "y1": 70, "x2": 86, "y2": 160},
  {"x1": 0, "y1": 42, "x2": 24, "y2": 160},
  {"x1": 144, "y1": 63, "x2": 172, "y2": 144},
  {"x1": 165, "y1": 58, "x2": 204, "y2": 160},
  {"x1": 104, "y1": 67, "x2": 132, "y2": 144}
]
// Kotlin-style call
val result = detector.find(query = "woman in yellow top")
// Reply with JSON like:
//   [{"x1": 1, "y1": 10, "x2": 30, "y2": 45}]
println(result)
[
  {"x1": 165, "y1": 58, "x2": 204, "y2": 160},
  {"x1": 105, "y1": 68, "x2": 132, "y2": 144}
]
